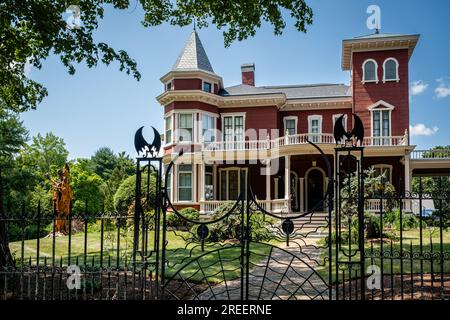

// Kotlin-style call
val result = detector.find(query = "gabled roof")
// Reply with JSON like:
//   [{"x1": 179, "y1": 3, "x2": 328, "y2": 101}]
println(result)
[
  {"x1": 172, "y1": 30, "x2": 214, "y2": 73},
  {"x1": 220, "y1": 83, "x2": 351, "y2": 100}
]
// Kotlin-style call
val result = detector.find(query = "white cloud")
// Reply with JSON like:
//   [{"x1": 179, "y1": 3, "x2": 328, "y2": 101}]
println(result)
[
  {"x1": 409, "y1": 124, "x2": 439, "y2": 136},
  {"x1": 410, "y1": 80, "x2": 428, "y2": 95},
  {"x1": 435, "y1": 78, "x2": 450, "y2": 98}
]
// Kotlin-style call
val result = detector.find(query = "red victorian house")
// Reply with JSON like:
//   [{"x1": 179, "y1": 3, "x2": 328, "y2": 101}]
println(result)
[{"x1": 157, "y1": 30, "x2": 424, "y2": 214}]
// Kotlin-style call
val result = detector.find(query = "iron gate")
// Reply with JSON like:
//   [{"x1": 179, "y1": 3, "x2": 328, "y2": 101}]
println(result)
[{"x1": 134, "y1": 140, "x2": 335, "y2": 300}]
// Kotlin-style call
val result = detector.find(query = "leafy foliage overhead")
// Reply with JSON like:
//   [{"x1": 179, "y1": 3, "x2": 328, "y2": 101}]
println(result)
[{"x1": 0, "y1": 0, "x2": 313, "y2": 111}]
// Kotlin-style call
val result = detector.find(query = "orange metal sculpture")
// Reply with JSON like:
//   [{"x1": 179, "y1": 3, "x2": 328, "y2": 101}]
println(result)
[{"x1": 47, "y1": 164, "x2": 73, "y2": 235}]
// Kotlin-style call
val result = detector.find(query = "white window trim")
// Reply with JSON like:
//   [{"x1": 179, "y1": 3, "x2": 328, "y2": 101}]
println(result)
[
  {"x1": 164, "y1": 114, "x2": 173, "y2": 147},
  {"x1": 283, "y1": 116, "x2": 298, "y2": 135},
  {"x1": 372, "y1": 164, "x2": 393, "y2": 183},
  {"x1": 218, "y1": 167, "x2": 248, "y2": 200},
  {"x1": 307, "y1": 115, "x2": 323, "y2": 134},
  {"x1": 176, "y1": 112, "x2": 195, "y2": 144},
  {"x1": 221, "y1": 112, "x2": 246, "y2": 142},
  {"x1": 177, "y1": 163, "x2": 196, "y2": 203},
  {"x1": 200, "y1": 113, "x2": 217, "y2": 143},
  {"x1": 382, "y1": 57, "x2": 400, "y2": 83},
  {"x1": 369, "y1": 101, "x2": 394, "y2": 138},
  {"x1": 362, "y1": 59, "x2": 379, "y2": 84},
  {"x1": 165, "y1": 80, "x2": 173, "y2": 91},
  {"x1": 165, "y1": 109, "x2": 219, "y2": 145},
  {"x1": 202, "y1": 80, "x2": 213, "y2": 93},
  {"x1": 332, "y1": 114, "x2": 348, "y2": 131}
]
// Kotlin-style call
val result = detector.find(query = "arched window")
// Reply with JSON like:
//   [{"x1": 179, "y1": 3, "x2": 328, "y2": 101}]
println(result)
[
  {"x1": 362, "y1": 59, "x2": 378, "y2": 83},
  {"x1": 383, "y1": 58, "x2": 399, "y2": 82}
]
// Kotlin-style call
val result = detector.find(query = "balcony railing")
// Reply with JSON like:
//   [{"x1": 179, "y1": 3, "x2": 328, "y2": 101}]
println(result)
[
  {"x1": 202, "y1": 133, "x2": 408, "y2": 152},
  {"x1": 411, "y1": 149, "x2": 450, "y2": 160}
]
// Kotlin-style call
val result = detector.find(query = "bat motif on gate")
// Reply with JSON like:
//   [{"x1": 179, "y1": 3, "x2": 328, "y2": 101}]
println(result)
[
  {"x1": 134, "y1": 126, "x2": 161, "y2": 158},
  {"x1": 333, "y1": 114, "x2": 365, "y2": 146}
]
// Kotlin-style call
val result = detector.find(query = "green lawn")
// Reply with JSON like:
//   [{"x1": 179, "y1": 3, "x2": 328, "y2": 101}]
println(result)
[
  {"x1": 8, "y1": 228, "x2": 272, "y2": 283},
  {"x1": 321, "y1": 228, "x2": 450, "y2": 282},
  {"x1": 9, "y1": 227, "x2": 449, "y2": 284}
]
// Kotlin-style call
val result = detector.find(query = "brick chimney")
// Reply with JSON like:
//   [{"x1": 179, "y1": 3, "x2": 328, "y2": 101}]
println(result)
[{"x1": 241, "y1": 63, "x2": 255, "y2": 86}]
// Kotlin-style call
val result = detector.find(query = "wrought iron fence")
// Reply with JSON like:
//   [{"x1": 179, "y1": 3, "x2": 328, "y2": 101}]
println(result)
[{"x1": 0, "y1": 202, "x2": 156, "y2": 300}]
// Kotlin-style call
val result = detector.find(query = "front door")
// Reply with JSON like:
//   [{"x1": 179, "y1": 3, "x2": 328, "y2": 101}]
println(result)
[{"x1": 307, "y1": 169, "x2": 324, "y2": 211}]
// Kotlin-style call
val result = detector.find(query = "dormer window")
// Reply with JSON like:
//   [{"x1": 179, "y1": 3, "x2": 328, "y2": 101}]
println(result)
[
  {"x1": 362, "y1": 59, "x2": 378, "y2": 83},
  {"x1": 203, "y1": 81, "x2": 212, "y2": 93},
  {"x1": 383, "y1": 58, "x2": 399, "y2": 82}
]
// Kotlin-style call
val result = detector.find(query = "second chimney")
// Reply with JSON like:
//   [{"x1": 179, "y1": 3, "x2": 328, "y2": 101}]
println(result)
[{"x1": 241, "y1": 63, "x2": 255, "y2": 86}]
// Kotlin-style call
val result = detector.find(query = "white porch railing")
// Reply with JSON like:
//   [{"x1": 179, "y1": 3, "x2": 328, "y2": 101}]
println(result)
[
  {"x1": 364, "y1": 199, "x2": 413, "y2": 213},
  {"x1": 202, "y1": 133, "x2": 408, "y2": 152},
  {"x1": 411, "y1": 149, "x2": 450, "y2": 160},
  {"x1": 200, "y1": 199, "x2": 289, "y2": 214}
]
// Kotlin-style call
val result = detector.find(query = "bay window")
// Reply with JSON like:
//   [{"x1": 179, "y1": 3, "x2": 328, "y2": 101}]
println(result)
[
  {"x1": 165, "y1": 115, "x2": 172, "y2": 145},
  {"x1": 178, "y1": 164, "x2": 192, "y2": 201},
  {"x1": 202, "y1": 114, "x2": 216, "y2": 143},
  {"x1": 177, "y1": 113, "x2": 193, "y2": 143}
]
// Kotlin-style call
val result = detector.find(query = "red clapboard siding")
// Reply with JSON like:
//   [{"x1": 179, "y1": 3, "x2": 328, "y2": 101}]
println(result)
[{"x1": 352, "y1": 49, "x2": 409, "y2": 137}]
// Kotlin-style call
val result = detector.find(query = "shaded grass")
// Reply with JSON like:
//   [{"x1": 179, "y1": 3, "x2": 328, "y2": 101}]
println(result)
[
  {"x1": 320, "y1": 228, "x2": 450, "y2": 282},
  {"x1": 8, "y1": 228, "x2": 272, "y2": 283}
]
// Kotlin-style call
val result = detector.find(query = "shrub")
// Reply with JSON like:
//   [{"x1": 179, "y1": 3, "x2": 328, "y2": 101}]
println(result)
[
  {"x1": 167, "y1": 207, "x2": 199, "y2": 229},
  {"x1": 190, "y1": 202, "x2": 276, "y2": 242},
  {"x1": 113, "y1": 174, "x2": 156, "y2": 213},
  {"x1": 394, "y1": 214, "x2": 419, "y2": 231},
  {"x1": 382, "y1": 210, "x2": 397, "y2": 229}
]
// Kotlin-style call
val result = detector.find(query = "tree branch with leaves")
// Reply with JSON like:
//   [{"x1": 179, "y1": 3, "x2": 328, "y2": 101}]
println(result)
[{"x1": 0, "y1": 0, "x2": 313, "y2": 112}]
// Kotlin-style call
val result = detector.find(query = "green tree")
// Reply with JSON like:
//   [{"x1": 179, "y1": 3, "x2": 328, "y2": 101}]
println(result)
[
  {"x1": 90, "y1": 147, "x2": 117, "y2": 181},
  {"x1": 70, "y1": 160, "x2": 105, "y2": 214},
  {"x1": 100, "y1": 151, "x2": 134, "y2": 212},
  {"x1": 1, "y1": 0, "x2": 313, "y2": 112},
  {"x1": 113, "y1": 173, "x2": 155, "y2": 214},
  {"x1": 0, "y1": 106, "x2": 30, "y2": 203},
  {"x1": 17, "y1": 133, "x2": 69, "y2": 184},
  {"x1": 0, "y1": 106, "x2": 28, "y2": 267}
]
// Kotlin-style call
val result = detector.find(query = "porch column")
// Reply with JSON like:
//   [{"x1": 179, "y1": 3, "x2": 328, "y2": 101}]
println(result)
[
  {"x1": 299, "y1": 177, "x2": 304, "y2": 213},
  {"x1": 274, "y1": 178, "x2": 279, "y2": 199},
  {"x1": 173, "y1": 164, "x2": 178, "y2": 203},
  {"x1": 200, "y1": 161, "x2": 205, "y2": 214},
  {"x1": 265, "y1": 162, "x2": 271, "y2": 210},
  {"x1": 213, "y1": 164, "x2": 217, "y2": 200},
  {"x1": 284, "y1": 155, "x2": 291, "y2": 212},
  {"x1": 404, "y1": 153, "x2": 411, "y2": 191}
]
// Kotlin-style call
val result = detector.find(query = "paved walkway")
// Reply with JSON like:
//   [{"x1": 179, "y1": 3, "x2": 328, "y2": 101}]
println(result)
[{"x1": 197, "y1": 237, "x2": 331, "y2": 300}]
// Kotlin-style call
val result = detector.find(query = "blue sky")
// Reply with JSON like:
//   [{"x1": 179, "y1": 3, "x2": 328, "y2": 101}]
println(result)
[{"x1": 21, "y1": 0, "x2": 450, "y2": 159}]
